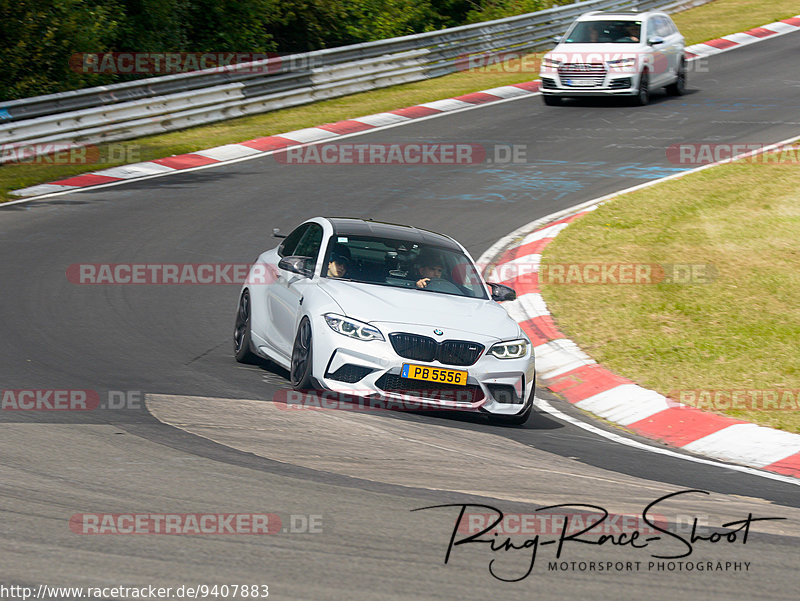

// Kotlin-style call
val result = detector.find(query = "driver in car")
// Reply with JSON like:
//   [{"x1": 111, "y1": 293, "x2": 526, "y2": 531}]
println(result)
[
  {"x1": 327, "y1": 244, "x2": 350, "y2": 278},
  {"x1": 415, "y1": 250, "x2": 445, "y2": 289}
]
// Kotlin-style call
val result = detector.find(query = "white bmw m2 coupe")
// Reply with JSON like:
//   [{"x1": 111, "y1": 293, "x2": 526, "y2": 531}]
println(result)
[{"x1": 234, "y1": 217, "x2": 535, "y2": 425}]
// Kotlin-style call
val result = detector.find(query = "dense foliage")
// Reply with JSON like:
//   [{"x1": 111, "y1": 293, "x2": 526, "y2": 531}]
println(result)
[{"x1": 0, "y1": 0, "x2": 572, "y2": 100}]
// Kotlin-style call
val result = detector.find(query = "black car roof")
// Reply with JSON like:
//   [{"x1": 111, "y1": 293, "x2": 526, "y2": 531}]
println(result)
[{"x1": 327, "y1": 218, "x2": 461, "y2": 251}]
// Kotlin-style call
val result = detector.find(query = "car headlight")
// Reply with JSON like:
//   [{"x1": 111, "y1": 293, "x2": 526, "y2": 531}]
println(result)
[
  {"x1": 607, "y1": 58, "x2": 637, "y2": 69},
  {"x1": 324, "y1": 313, "x2": 384, "y2": 342},
  {"x1": 542, "y1": 57, "x2": 562, "y2": 69},
  {"x1": 489, "y1": 339, "x2": 528, "y2": 359}
]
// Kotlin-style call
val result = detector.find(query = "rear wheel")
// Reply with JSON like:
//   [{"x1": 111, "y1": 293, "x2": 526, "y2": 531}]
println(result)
[
  {"x1": 666, "y1": 62, "x2": 686, "y2": 96},
  {"x1": 290, "y1": 317, "x2": 315, "y2": 390},
  {"x1": 633, "y1": 70, "x2": 650, "y2": 106},
  {"x1": 542, "y1": 95, "x2": 561, "y2": 106},
  {"x1": 233, "y1": 290, "x2": 257, "y2": 363}
]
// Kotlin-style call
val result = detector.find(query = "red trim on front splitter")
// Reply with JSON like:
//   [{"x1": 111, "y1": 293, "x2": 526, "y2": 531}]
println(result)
[
  {"x1": 763, "y1": 452, "x2": 800, "y2": 478},
  {"x1": 51, "y1": 173, "x2": 122, "y2": 187},
  {"x1": 152, "y1": 154, "x2": 218, "y2": 170},
  {"x1": 239, "y1": 136, "x2": 298, "y2": 152},
  {"x1": 318, "y1": 120, "x2": 376, "y2": 134},
  {"x1": 543, "y1": 364, "x2": 633, "y2": 404},
  {"x1": 627, "y1": 407, "x2": 745, "y2": 447},
  {"x1": 703, "y1": 38, "x2": 738, "y2": 50},
  {"x1": 454, "y1": 92, "x2": 501, "y2": 105},
  {"x1": 743, "y1": 27, "x2": 777, "y2": 38},
  {"x1": 389, "y1": 106, "x2": 441, "y2": 119}
]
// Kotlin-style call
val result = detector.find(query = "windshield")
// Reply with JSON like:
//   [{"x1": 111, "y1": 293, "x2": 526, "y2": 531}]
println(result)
[
  {"x1": 321, "y1": 235, "x2": 488, "y2": 299},
  {"x1": 564, "y1": 20, "x2": 642, "y2": 44}
]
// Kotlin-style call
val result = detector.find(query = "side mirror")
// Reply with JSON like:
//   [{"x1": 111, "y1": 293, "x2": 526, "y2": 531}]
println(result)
[
  {"x1": 489, "y1": 283, "x2": 517, "y2": 302},
  {"x1": 648, "y1": 36, "x2": 664, "y2": 46},
  {"x1": 273, "y1": 227, "x2": 286, "y2": 239},
  {"x1": 552, "y1": 35, "x2": 562, "y2": 44},
  {"x1": 278, "y1": 256, "x2": 313, "y2": 278}
]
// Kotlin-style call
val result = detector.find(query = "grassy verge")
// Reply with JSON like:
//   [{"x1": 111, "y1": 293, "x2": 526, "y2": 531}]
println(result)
[
  {"x1": 672, "y1": 0, "x2": 800, "y2": 46},
  {"x1": 0, "y1": 68, "x2": 540, "y2": 203},
  {"x1": 3, "y1": 0, "x2": 800, "y2": 203},
  {"x1": 540, "y1": 151, "x2": 800, "y2": 433}
]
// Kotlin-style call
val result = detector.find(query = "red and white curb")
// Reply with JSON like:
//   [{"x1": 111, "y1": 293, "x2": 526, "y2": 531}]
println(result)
[
  {"x1": 684, "y1": 15, "x2": 800, "y2": 59},
  {"x1": 479, "y1": 135, "x2": 800, "y2": 482},
  {"x1": 8, "y1": 84, "x2": 539, "y2": 200},
  {"x1": 8, "y1": 14, "x2": 799, "y2": 202}
]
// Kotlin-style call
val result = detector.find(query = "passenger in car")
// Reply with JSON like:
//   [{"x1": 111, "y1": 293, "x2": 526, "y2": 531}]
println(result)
[{"x1": 327, "y1": 244, "x2": 351, "y2": 278}]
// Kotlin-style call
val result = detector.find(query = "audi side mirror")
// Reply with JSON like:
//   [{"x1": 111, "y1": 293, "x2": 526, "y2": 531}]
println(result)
[{"x1": 648, "y1": 36, "x2": 664, "y2": 45}]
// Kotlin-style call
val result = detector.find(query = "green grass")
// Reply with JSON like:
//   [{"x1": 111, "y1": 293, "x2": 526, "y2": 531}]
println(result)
[
  {"x1": 672, "y1": 0, "x2": 800, "y2": 46},
  {"x1": 540, "y1": 154, "x2": 800, "y2": 433},
  {"x1": 3, "y1": 0, "x2": 800, "y2": 203}
]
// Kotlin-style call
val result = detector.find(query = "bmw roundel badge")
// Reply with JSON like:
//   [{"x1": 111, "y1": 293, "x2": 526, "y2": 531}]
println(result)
[{"x1": 433, "y1": 328, "x2": 444, "y2": 336}]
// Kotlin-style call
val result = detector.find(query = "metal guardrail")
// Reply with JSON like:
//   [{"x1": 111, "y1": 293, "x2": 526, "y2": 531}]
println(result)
[{"x1": 0, "y1": 0, "x2": 713, "y2": 162}]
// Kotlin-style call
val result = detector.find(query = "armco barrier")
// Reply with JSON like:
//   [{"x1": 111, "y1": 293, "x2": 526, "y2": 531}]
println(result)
[{"x1": 0, "y1": 0, "x2": 712, "y2": 163}]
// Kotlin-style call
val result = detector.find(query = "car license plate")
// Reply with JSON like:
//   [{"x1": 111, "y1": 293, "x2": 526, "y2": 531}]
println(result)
[
  {"x1": 568, "y1": 79, "x2": 596, "y2": 87},
  {"x1": 401, "y1": 364, "x2": 467, "y2": 386}
]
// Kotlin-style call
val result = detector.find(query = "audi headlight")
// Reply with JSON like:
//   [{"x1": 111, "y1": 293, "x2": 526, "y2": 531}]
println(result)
[
  {"x1": 324, "y1": 314, "x2": 384, "y2": 341},
  {"x1": 489, "y1": 339, "x2": 528, "y2": 359},
  {"x1": 542, "y1": 56, "x2": 562, "y2": 69},
  {"x1": 607, "y1": 58, "x2": 636, "y2": 69}
]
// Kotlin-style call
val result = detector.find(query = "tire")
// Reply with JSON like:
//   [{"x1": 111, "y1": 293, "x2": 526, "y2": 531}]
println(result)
[
  {"x1": 666, "y1": 62, "x2": 686, "y2": 96},
  {"x1": 542, "y1": 95, "x2": 561, "y2": 106},
  {"x1": 487, "y1": 387, "x2": 535, "y2": 426},
  {"x1": 290, "y1": 317, "x2": 315, "y2": 390},
  {"x1": 633, "y1": 70, "x2": 650, "y2": 106},
  {"x1": 233, "y1": 290, "x2": 257, "y2": 363}
]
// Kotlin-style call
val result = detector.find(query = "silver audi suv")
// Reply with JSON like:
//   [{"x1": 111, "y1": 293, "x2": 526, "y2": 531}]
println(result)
[{"x1": 539, "y1": 11, "x2": 686, "y2": 105}]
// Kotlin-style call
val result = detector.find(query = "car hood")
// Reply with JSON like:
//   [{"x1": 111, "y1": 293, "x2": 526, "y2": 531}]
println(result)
[{"x1": 316, "y1": 279, "x2": 520, "y2": 341}]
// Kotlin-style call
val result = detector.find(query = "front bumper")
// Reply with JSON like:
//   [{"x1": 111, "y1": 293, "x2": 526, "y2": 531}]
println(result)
[
  {"x1": 309, "y1": 320, "x2": 536, "y2": 417},
  {"x1": 539, "y1": 72, "x2": 641, "y2": 96}
]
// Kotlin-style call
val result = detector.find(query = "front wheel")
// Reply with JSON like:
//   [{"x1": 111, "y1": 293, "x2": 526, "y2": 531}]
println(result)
[
  {"x1": 633, "y1": 71, "x2": 650, "y2": 106},
  {"x1": 290, "y1": 317, "x2": 315, "y2": 390},
  {"x1": 542, "y1": 95, "x2": 561, "y2": 106},
  {"x1": 233, "y1": 290, "x2": 257, "y2": 363}
]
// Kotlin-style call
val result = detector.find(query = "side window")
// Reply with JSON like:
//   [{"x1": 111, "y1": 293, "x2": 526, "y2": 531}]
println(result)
[
  {"x1": 294, "y1": 223, "x2": 324, "y2": 270},
  {"x1": 278, "y1": 224, "x2": 310, "y2": 258},
  {"x1": 665, "y1": 17, "x2": 678, "y2": 35},
  {"x1": 655, "y1": 16, "x2": 671, "y2": 37}
]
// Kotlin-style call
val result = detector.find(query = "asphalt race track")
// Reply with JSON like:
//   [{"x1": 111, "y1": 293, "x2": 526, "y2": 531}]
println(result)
[{"x1": 1, "y1": 31, "x2": 799, "y2": 600}]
